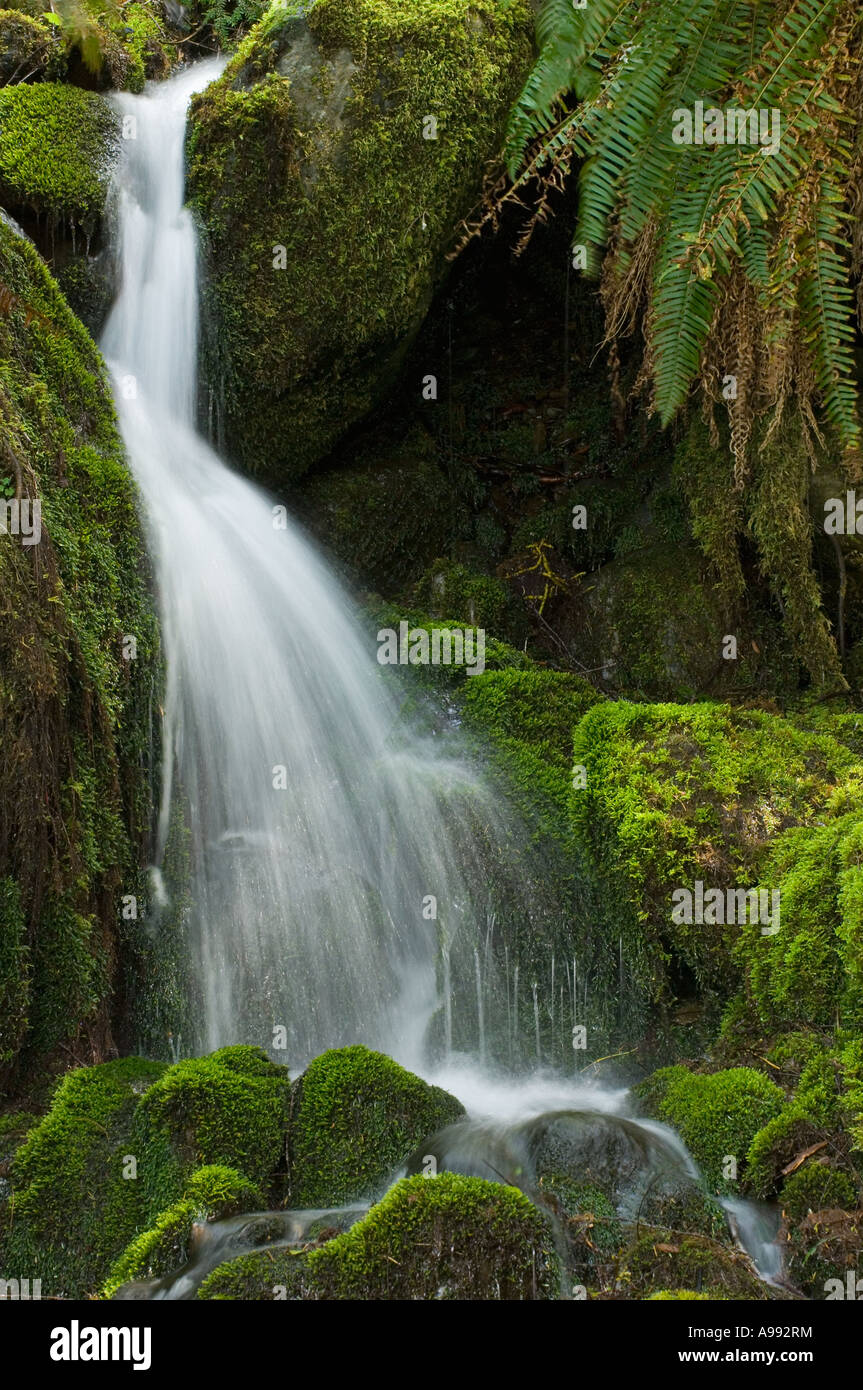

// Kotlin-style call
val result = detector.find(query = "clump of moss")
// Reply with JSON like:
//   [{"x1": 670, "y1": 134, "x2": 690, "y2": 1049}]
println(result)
[
  {"x1": 288, "y1": 1045, "x2": 464, "y2": 1207},
  {"x1": 637, "y1": 1066, "x2": 785, "y2": 1193},
  {"x1": 0, "y1": 9, "x2": 65, "y2": 84},
  {"x1": 199, "y1": 1173, "x2": 560, "y2": 1300},
  {"x1": 187, "y1": 0, "x2": 534, "y2": 480},
  {"x1": 2, "y1": 1058, "x2": 165, "y2": 1296},
  {"x1": 0, "y1": 215, "x2": 159, "y2": 1085},
  {"x1": 620, "y1": 1228, "x2": 771, "y2": 1301},
  {"x1": 780, "y1": 1165, "x2": 857, "y2": 1221},
  {"x1": 133, "y1": 1046, "x2": 290, "y2": 1215},
  {"x1": 571, "y1": 701, "x2": 856, "y2": 1020},
  {"x1": 101, "y1": 1164, "x2": 265, "y2": 1297},
  {"x1": 0, "y1": 83, "x2": 119, "y2": 230}
]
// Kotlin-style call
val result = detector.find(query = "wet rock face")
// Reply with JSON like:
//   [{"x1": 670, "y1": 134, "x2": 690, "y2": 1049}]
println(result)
[{"x1": 186, "y1": 0, "x2": 534, "y2": 484}]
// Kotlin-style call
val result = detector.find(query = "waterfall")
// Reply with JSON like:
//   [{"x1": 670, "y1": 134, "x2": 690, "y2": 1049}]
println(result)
[{"x1": 99, "y1": 61, "x2": 558, "y2": 1071}]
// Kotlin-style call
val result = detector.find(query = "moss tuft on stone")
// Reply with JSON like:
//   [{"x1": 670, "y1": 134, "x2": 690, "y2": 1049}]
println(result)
[{"x1": 288, "y1": 1044, "x2": 464, "y2": 1207}]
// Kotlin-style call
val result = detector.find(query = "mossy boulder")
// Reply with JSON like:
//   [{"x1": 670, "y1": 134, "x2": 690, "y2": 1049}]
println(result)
[
  {"x1": 637, "y1": 1066, "x2": 786, "y2": 1194},
  {"x1": 198, "y1": 1172, "x2": 560, "y2": 1300},
  {"x1": 186, "y1": 0, "x2": 534, "y2": 481},
  {"x1": 578, "y1": 544, "x2": 728, "y2": 700},
  {"x1": 1, "y1": 1048, "x2": 289, "y2": 1295},
  {"x1": 0, "y1": 214, "x2": 158, "y2": 1083},
  {"x1": 0, "y1": 83, "x2": 119, "y2": 231},
  {"x1": 780, "y1": 1165, "x2": 857, "y2": 1221},
  {"x1": 133, "y1": 1046, "x2": 290, "y2": 1215},
  {"x1": 288, "y1": 1045, "x2": 464, "y2": 1207},
  {"x1": 102, "y1": 1164, "x2": 265, "y2": 1297},
  {"x1": 570, "y1": 701, "x2": 857, "y2": 1024},
  {"x1": 0, "y1": 10, "x2": 65, "y2": 85},
  {"x1": 619, "y1": 1228, "x2": 772, "y2": 1301},
  {"x1": 2, "y1": 1057, "x2": 165, "y2": 1296}
]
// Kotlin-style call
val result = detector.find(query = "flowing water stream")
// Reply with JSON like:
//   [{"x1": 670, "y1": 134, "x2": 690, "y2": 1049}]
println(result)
[{"x1": 100, "y1": 62, "x2": 783, "y2": 1295}]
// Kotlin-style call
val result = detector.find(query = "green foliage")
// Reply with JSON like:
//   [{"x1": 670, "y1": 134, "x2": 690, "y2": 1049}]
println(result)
[
  {"x1": 198, "y1": 1172, "x2": 560, "y2": 1300},
  {"x1": 506, "y1": 0, "x2": 861, "y2": 450},
  {"x1": 186, "y1": 0, "x2": 534, "y2": 480},
  {"x1": 101, "y1": 1165, "x2": 265, "y2": 1297},
  {"x1": 502, "y1": 1, "x2": 863, "y2": 685},
  {"x1": 637, "y1": 1065, "x2": 785, "y2": 1193},
  {"x1": 0, "y1": 82, "x2": 119, "y2": 226},
  {"x1": 621, "y1": 1226, "x2": 771, "y2": 1300},
  {"x1": 288, "y1": 1045, "x2": 464, "y2": 1207}
]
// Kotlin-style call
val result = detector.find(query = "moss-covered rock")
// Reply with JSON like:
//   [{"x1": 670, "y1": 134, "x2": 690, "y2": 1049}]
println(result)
[
  {"x1": 0, "y1": 9, "x2": 65, "y2": 85},
  {"x1": 133, "y1": 1046, "x2": 290, "y2": 1215},
  {"x1": 578, "y1": 544, "x2": 730, "y2": 700},
  {"x1": 619, "y1": 1228, "x2": 772, "y2": 1301},
  {"x1": 300, "y1": 427, "x2": 470, "y2": 590},
  {"x1": 2, "y1": 1057, "x2": 165, "y2": 1296},
  {"x1": 637, "y1": 1066, "x2": 786, "y2": 1194},
  {"x1": 570, "y1": 701, "x2": 857, "y2": 1025},
  {"x1": 102, "y1": 1164, "x2": 265, "y2": 1297},
  {"x1": 732, "y1": 775, "x2": 863, "y2": 1033},
  {"x1": 187, "y1": 0, "x2": 534, "y2": 481},
  {"x1": 198, "y1": 1172, "x2": 560, "y2": 1299},
  {"x1": 1, "y1": 1048, "x2": 288, "y2": 1295},
  {"x1": 288, "y1": 1045, "x2": 464, "y2": 1207},
  {"x1": 780, "y1": 1164, "x2": 856, "y2": 1221},
  {"x1": 0, "y1": 83, "x2": 119, "y2": 231},
  {"x1": 0, "y1": 214, "x2": 158, "y2": 1084}
]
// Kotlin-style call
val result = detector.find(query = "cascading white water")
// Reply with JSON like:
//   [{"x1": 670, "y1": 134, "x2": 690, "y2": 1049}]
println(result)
[
  {"x1": 100, "y1": 61, "x2": 553, "y2": 1070},
  {"x1": 99, "y1": 61, "x2": 786, "y2": 1297}
]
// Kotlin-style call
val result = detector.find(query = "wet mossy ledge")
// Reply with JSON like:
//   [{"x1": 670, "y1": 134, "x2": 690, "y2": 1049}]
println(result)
[
  {"x1": 0, "y1": 215, "x2": 159, "y2": 1089},
  {"x1": 186, "y1": 0, "x2": 535, "y2": 482}
]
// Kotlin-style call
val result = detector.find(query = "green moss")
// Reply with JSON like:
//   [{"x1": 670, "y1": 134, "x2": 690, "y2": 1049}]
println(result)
[
  {"x1": 0, "y1": 215, "x2": 158, "y2": 1084},
  {"x1": 780, "y1": 1165, "x2": 857, "y2": 1221},
  {"x1": 288, "y1": 1045, "x2": 464, "y2": 1207},
  {"x1": 571, "y1": 701, "x2": 856, "y2": 1020},
  {"x1": 0, "y1": 878, "x2": 28, "y2": 1068},
  {"x1": 133, "y1": 1046, "x2": 290, "y2": 1216},
  {"x1": 199, "y1": 1172, "x2": 560, "y2": 1300},
  {"x1": 0, "y1": 83, "x2": 119, "y2": 228},
  {"x1": 412, "y1": 558, "x2": 524, "y2": 641},
  {"x1": 0, "y1": 9, "x2": 65, "y2": 83},
  {"x1": 2, "y1": 1057, "x2": 165, "y2": 1296},
  {"x1": 646, "y1": 1289, "x2": 716, "y2": 1300},
  {"x1": 301, "y1": 427, "x2": 470, "y2": 590},
  {"x1": 743, "y1": 1049, "x2": 856, "y2": 1201},
  {"x1": 620, "y1": 1227, "x2": 771, "y2": 1301},
  {"x1": 637, "y1": 1066, "x2": 786, "y2": 1193},
  {"x1": 734, "y1": 775, "x2": 863, "y2": 1032},
  {"x1": 187, "y1": 0, "x2": 534, "y2": 480},
  {"x1": 101, "y1": 1164, "x2": 265, "y2": 1297}
]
